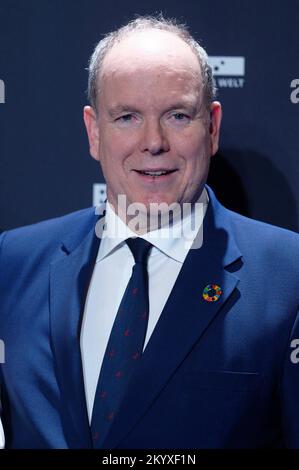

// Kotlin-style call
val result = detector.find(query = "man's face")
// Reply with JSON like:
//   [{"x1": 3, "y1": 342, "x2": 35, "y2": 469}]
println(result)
[{"x1": 84, "y1": 30, "x2": 221, "y2": 216}]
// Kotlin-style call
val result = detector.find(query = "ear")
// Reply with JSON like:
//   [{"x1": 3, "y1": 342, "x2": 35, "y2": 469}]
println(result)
[
  {"x1": 208, "y1": 101, "x2": 222, "y2": 156},
  {"x1": 83, "y1": 106, "x2": 100, "y2": 161}
]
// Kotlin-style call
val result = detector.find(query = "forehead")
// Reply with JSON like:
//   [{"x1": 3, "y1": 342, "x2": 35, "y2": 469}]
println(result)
[
  {"x1": 102, "y1": 29, "x2": 201, "y2": 80},
  {"x1": 99, "y1": 30, "x2": 202, "y2": 109}
]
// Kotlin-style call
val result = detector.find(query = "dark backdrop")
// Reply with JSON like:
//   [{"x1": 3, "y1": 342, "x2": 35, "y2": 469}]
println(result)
[{"x1": 1, "y1": 0, "x2": 299, "y2": 232}]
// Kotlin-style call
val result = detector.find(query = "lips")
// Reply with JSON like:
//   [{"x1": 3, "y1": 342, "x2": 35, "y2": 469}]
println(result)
[{"x1": 134, "y1": 169, "x2": 177, "y2": 177}]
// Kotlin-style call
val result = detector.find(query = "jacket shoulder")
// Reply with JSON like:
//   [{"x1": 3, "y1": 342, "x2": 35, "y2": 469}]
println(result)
[
  {"x1": 226, "y1": 208, "x2": 299, "y2": 267},
  {"x1": 0, "y1": 207, "x2": 98, "y2": 259}
]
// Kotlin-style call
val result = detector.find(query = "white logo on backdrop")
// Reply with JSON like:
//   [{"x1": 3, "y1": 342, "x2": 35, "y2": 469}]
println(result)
[{"x1": 208, "y1": 56, "x2": 245, "y2": 89}]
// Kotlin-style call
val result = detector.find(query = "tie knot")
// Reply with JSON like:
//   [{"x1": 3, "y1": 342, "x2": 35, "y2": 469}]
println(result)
[{"x1": 125, "y1": 237, "x2": 152, "y2": 265}]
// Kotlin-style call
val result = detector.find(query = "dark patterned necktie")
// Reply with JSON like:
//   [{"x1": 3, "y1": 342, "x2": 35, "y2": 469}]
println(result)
[{"x1": 91, "y1": 237, "x2": 152, "y2": 448}]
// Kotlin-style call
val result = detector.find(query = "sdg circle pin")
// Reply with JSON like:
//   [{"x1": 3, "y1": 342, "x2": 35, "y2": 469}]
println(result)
[{"x1": 203, "y1": 284, "x2": 222, "y2": 302}]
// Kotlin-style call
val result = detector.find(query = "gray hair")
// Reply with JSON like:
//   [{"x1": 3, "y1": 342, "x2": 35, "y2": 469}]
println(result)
[{"x1": 87, "y1": 15, "x2": 216, "y2": 114}]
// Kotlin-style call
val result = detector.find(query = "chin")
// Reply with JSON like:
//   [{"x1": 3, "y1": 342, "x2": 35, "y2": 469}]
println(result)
[{"x1": 141, "y1": 194, "x2": 178, "y2": 207}]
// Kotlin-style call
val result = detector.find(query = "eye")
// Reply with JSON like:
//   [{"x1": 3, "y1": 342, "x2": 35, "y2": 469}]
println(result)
[
  {"x1": 114, "y1": 113, "x2": 140, "y2": 128},
  {"x1": 117, "y1": 114, "x2": 133, "y2": 122},
  {"x1": 169, "y1": 112, "x2": 191, "y2": 126},
  {"x1": 174, "y1": 113, "x2": 188, "y2": 120}
]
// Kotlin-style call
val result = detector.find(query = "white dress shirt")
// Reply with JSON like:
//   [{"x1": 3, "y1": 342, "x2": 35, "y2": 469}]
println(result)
[{"x1": 80, "y1": 188, "x2": 208, "y2": 421}]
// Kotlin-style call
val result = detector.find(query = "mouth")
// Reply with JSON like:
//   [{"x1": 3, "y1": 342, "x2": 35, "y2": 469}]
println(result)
[{"x1": 133, "y1": 169, "x2": 178, "y2": 179}]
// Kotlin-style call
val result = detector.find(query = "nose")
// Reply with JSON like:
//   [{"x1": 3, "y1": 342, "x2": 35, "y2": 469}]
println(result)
[{"x1": 139, "y1": 118, "x2": 170, "y2": 155}]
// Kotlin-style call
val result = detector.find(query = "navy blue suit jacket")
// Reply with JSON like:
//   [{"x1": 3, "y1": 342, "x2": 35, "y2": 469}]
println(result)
[{"x1": 1, "y1": 186, "x2": 299, "y2": 448}]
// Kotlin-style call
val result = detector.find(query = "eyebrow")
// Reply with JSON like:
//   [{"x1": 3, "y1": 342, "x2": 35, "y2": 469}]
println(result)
[
  {"x1": 164, "y1": 102, "x2": 199, "y2": 115},
  {"x1": 108, "y1": 105, "x2": 140, "y2": 118},
  {"x1": 107, "y1": 101, "x2": 201, "y2": 118}
]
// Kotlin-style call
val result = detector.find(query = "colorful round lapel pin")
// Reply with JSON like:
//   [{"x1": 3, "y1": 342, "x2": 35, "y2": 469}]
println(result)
[{"x1": 203, "y1": 284, "x2": 222, "y2": 302}]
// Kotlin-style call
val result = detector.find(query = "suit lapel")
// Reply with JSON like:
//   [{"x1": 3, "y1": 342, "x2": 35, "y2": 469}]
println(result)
[
  {"x1": 103, "y1": 187, "x2": 242, "y2": 449},
  {"x1": 49, "y1": 211, "x2": 101, "y2": 448}
]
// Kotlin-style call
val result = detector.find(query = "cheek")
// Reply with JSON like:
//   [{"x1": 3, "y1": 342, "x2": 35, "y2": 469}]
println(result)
[
  {"x1": 175, "y1": 139, "x2": 207, "y2": 170},
  {"x1": 173, "y1": 136, "x2": 210, "y2": 187},
  {"x1": 100, "y1": 130, "x2": 136, "y2": 167},
  {"x1": 173, "y1": 126, "x2": 208, "y2": 157},
  {"x1": 180, "y1": 129, "x2": 209, "y2": 163}
]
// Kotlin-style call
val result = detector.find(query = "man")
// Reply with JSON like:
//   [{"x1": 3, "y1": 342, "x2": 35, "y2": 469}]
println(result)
[{"x1": 1, "y1": 16, "x2": 299, "y2": 449}]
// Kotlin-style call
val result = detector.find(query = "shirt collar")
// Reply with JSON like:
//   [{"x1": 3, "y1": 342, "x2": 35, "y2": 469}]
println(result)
[{"x1": 96, "y1": 187, "x2": 209, "y2": 264}]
